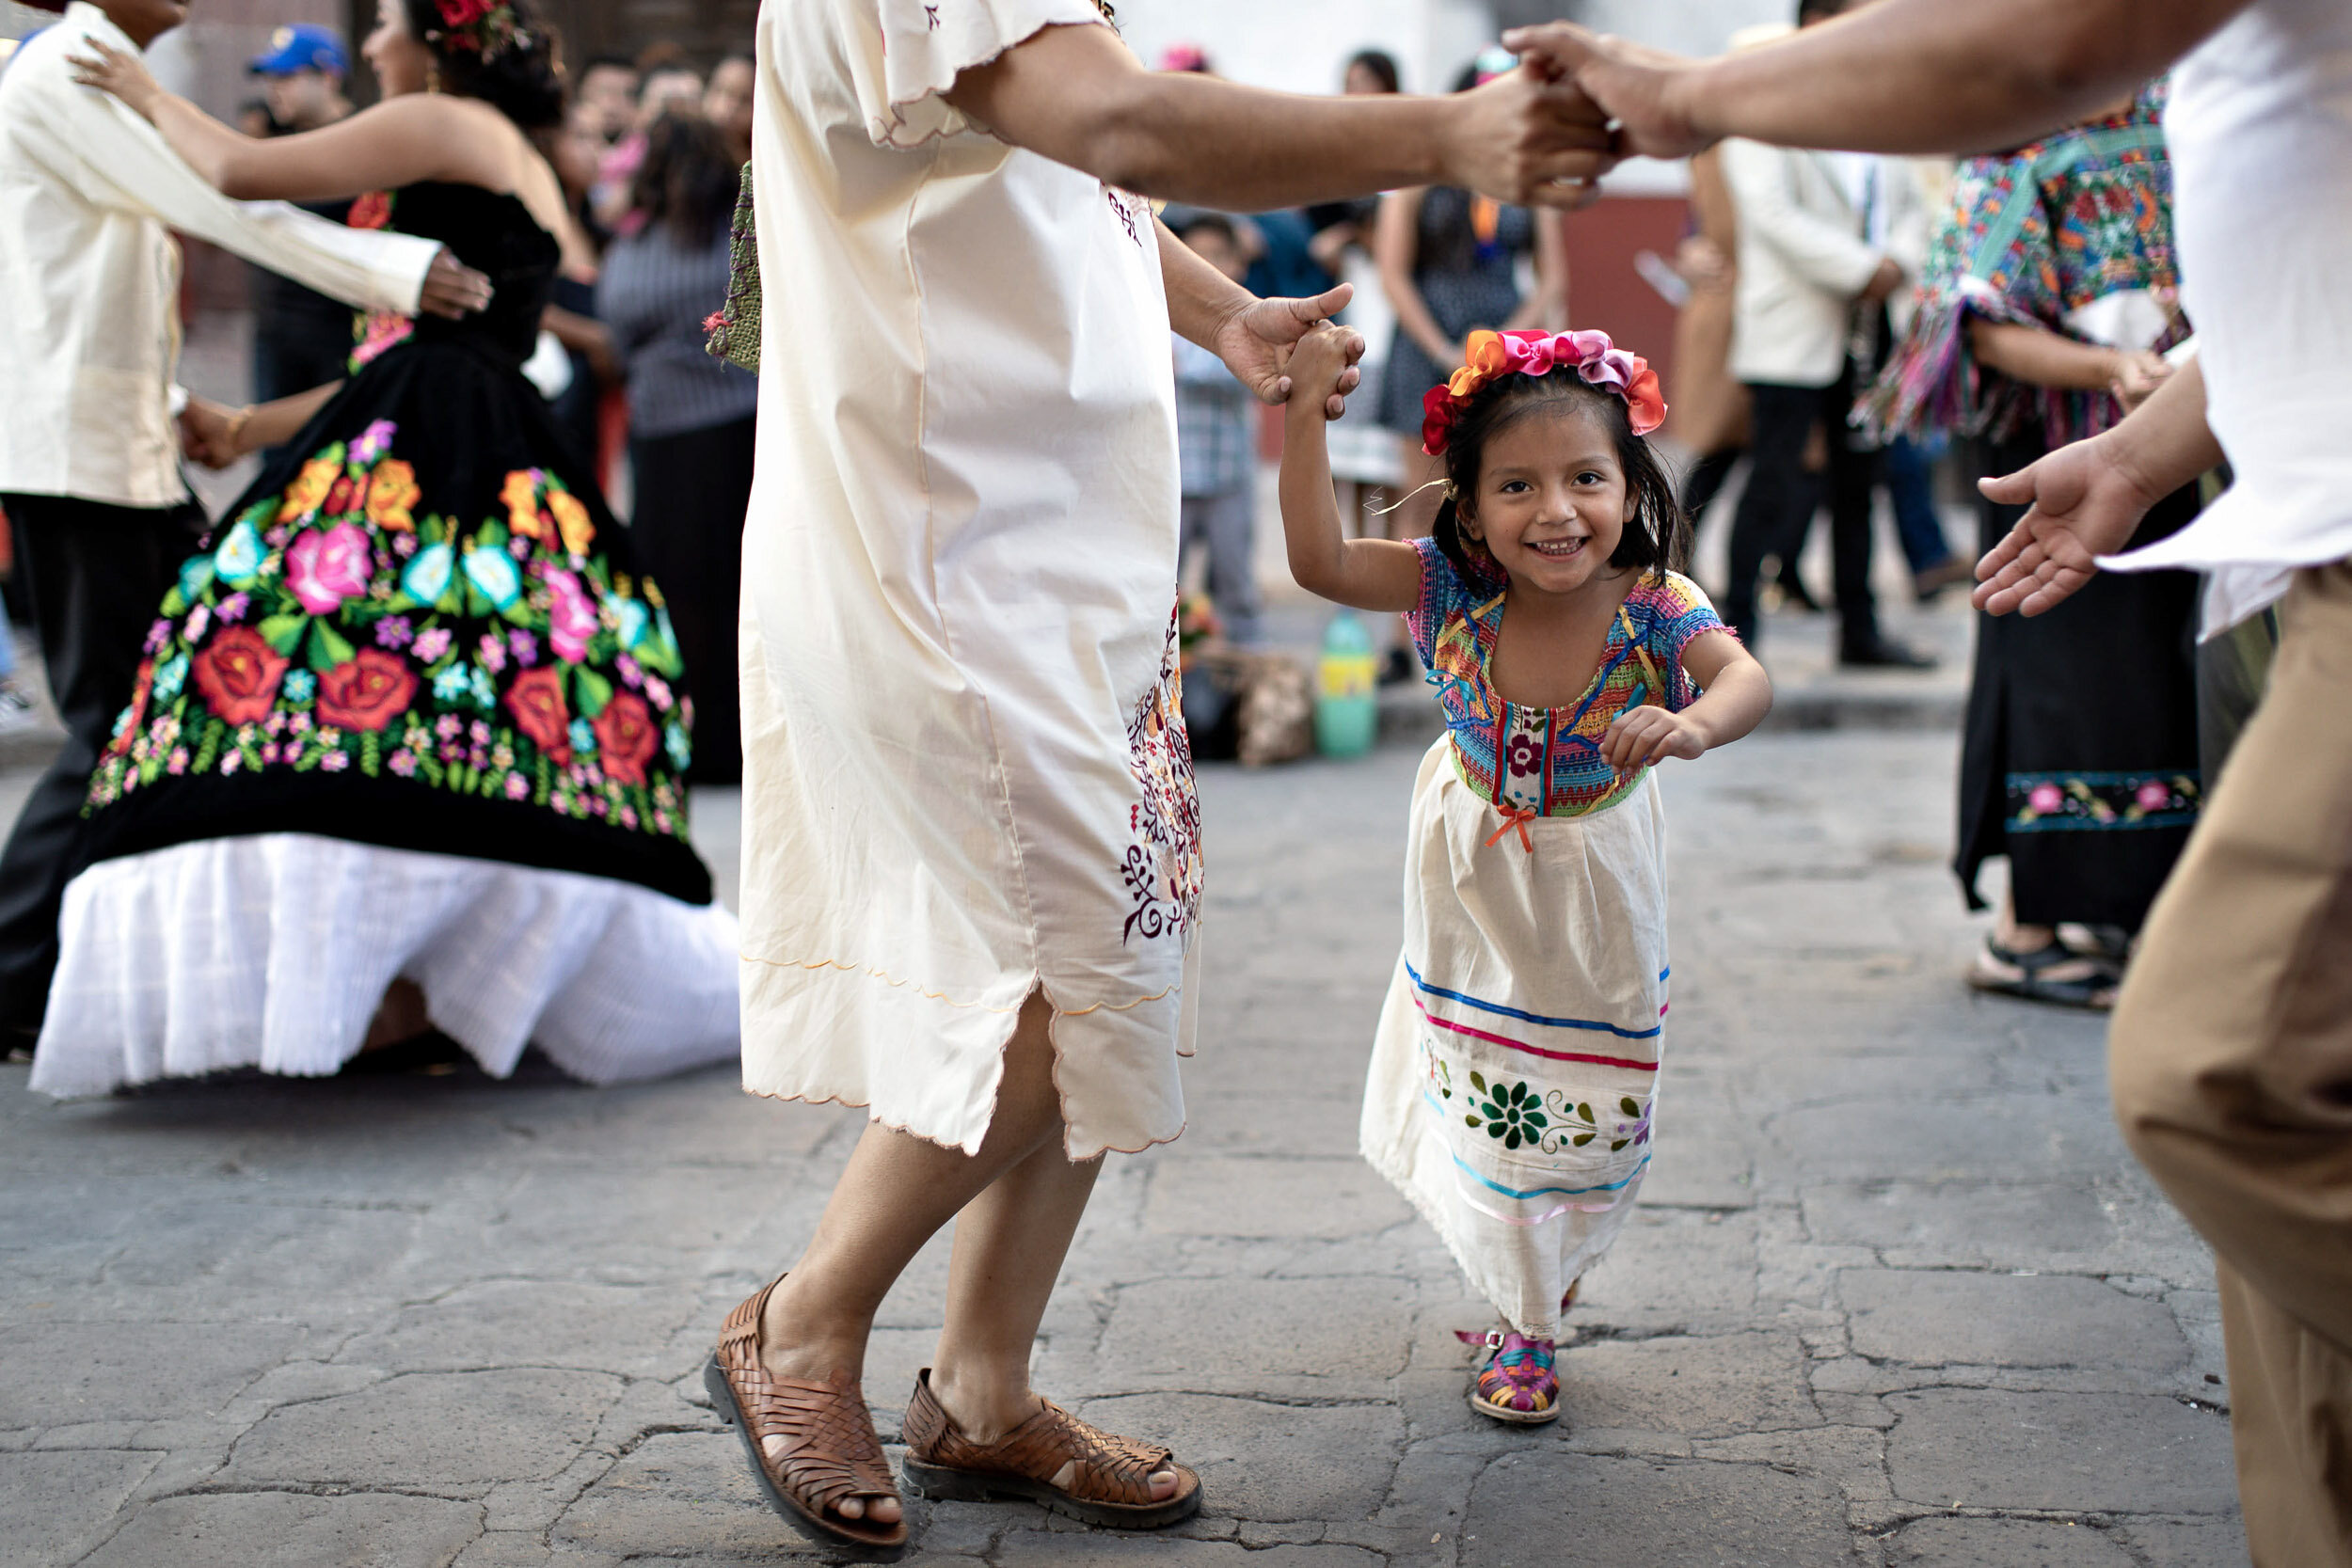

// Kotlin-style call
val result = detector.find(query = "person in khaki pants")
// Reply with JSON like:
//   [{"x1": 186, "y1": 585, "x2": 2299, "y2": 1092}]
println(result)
[
  {"x1": 1506, "y1": 0, "x2": 2352, "y2": 1558},
  {"x1": 2109, "y1": 557, "x2": 2352, "y2": 1560}
]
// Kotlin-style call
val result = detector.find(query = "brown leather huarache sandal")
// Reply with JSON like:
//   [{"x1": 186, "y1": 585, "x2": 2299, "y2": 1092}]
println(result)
[
  {"x1": 704, "y1": 1277, "x2": 909, "y2": 1560},
  {"x1": 898, "y1": 1368, "x2": 1202, "y2": 1528}
]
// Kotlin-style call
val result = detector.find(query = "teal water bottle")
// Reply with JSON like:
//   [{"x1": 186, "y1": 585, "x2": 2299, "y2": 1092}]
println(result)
[{"x1": 1314, "y1": 610, "x2": 1380, "y2": 758}]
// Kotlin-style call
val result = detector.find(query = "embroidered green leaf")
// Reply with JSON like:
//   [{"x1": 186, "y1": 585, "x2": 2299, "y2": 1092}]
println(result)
[
  {"x1": 1610, "y1": 1138, "x2": 1629, "y2": 1151},
  {"x1": 255, "y1": 614, "x2": 307, "y2": 657},
  {"x1": 360, "y1": 731, "x2": 380, "y2": 777},
  {"x1": 160, "y1": 584, "x2": 190, "y2": 617},
  {"x1": 1621, "y1": 1097, "x2": 1642, "y2": 1117},
  {"x1": 1470, "y1": 1070, "x2": 1486, "y2": 1094},
  {"x1": 573, "y1": 668, "x2": 612, "y2": 720},
  {"x1": 478, "y1": 517, "x2": 509, "y2": 550},
  {"x1": 1577, "y1": 1102, "x2": 1593, "y2": 1123},
  {"x1": 1572, "y1": 1132, "x2": 1595, "y2": 1148},
  {"x1": 308, "y1": 619, "x2": 356, "y2": 673}
]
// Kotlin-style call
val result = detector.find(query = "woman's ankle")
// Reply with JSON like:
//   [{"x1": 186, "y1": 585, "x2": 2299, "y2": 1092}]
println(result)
[
  {"x1": 755, "y1": 1275, "x2": 871, "y2": 1383},
  {"x1": 927, "y1": 1358, "x2": 1041, "y2": 1446}
]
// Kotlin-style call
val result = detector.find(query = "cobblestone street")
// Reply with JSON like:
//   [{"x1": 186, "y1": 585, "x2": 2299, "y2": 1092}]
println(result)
[{"x1": 0, "y1": 729, "x2": 2246, "y2": 1567}]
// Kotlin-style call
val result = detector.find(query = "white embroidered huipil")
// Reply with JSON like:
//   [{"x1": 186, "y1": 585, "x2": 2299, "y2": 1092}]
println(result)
[
  {"x1": 0, "y1": 5, "x2": 437, "y2": 508},
  {"x1": 2103, "y1": 0, "x2": 2352, "y2": 631},
  {"x1": 739, "y1": 0, "x2": 1200, "y2": 1157}
]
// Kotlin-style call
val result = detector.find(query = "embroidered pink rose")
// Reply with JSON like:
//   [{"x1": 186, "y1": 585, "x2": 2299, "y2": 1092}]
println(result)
[
  {"x1": 2135, "y1": 780, "x2": 2170, "y2": 811},
  {"x1": 285, "y1": 524, "x2": 373, "y2": 615},
  {"x1": 545, "y1": 568, "x2": 599, "y2": 662},
  {"x1": 2027, "y1": 783, "x2": 2065, "y2": 815}
]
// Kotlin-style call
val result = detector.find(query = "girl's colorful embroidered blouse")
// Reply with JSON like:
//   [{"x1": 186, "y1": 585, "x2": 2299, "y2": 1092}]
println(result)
[
  {"x1": 1422, "y1": 328, "x2": 1667, "y2": 455},
  {"x1": 1406, "y1": 537, "x2": 1727, "y2": 822}
]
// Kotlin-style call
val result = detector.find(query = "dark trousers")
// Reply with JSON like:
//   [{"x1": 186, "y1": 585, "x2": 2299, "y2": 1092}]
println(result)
[
  {"x1": 1724, "y1": 375, "x2": 1882, "y2": 652},
  {"x1": 1680, "y1": 447, "x2": 1742, "y2": 526},
  {"x1": 629, "y1": 417, "x2": 754, "y2": 785},
  {"x1": 0, "y1": 494, "x2": 197, "y2": 1035}
]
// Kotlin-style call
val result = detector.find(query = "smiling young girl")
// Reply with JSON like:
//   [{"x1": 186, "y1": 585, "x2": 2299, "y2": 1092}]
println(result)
[{"x1": 1280, "y1": 325, "x2": 1772, "y2": 1424}]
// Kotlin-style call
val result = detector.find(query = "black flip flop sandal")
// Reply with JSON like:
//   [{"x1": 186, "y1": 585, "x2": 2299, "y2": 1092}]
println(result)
[{"x1": 1966, "y1": 936, "x2": 2120, "y2": 1010}]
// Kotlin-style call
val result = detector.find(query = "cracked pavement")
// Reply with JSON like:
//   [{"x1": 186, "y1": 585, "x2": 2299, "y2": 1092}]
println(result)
[{"x1": 0, "y1": 731, "x2": 2247, "y2": 1566}]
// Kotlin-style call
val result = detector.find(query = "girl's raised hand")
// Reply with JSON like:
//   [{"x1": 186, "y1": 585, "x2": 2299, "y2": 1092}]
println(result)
[
  {"x1": 1284, "y1": 324, "x2": 1361, "y2": 417},
  {"x1": 1601, "y1": 703, "x2": 1708, "y2": 775}
]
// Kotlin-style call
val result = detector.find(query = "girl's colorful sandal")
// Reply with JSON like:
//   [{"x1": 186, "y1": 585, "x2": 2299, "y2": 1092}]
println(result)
[{"x1": 1459, "y1": 1329, "x2": 1561, "y2": 1425}]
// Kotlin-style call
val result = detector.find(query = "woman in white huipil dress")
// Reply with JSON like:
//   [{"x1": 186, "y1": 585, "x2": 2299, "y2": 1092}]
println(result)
[{"x1": 705, "y1": 2, "x2": 1614, "y2": 1552}]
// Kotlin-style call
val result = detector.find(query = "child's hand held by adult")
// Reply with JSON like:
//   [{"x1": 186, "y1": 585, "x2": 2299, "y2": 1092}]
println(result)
[
  {"x1": 1212, "y1": 285, "x2": 1360, "y2": 417},
  {"x1": 1284, "y1": 324, "x2": 1362, "y2": 417}
]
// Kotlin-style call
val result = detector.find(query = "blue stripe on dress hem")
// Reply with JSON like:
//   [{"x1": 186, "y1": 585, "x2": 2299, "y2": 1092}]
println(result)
[
  {"x1": 1447, "y1": 1144, "x2": 1651, "y2": 1200},
  {"x1": 1406, "y1": 957, "x2": 1661, "y2": 1040}
]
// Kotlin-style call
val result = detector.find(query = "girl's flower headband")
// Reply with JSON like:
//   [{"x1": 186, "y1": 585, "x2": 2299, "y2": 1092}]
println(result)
[
  {"x1": 428, "y1": 0, "x2": 528, "y2": 59},
  {"x1": 1421, "y1": 327, "x2": 1667, "y2": 456}
]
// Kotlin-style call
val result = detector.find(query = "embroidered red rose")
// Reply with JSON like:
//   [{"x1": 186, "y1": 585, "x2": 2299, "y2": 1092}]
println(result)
[
  {"x1": 347, "y1": 191, "x2": 392, "y2": 230},
  {"x1": 503, "y1": 666, "x2": 571, "y2": 763},
  {"x1": 192, "y1": 627, "x2": 289, "y2": 725},
  {"x1": 592, "y1": 690, "x2": 658, "y2": 785},
  {"x1": 316, "y1": 649, "x2": 420, "y2": 733}
]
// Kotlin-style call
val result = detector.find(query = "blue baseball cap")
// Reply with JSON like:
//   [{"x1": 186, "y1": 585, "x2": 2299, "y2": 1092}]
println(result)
[{"x1": 249, "y1": 24, "x2": 347, "y2": 77}]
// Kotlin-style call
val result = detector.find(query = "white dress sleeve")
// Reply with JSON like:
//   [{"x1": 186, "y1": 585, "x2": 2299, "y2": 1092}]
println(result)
[{"x1": 852, "y1": 0, "x2": 1108, "y2": 149}]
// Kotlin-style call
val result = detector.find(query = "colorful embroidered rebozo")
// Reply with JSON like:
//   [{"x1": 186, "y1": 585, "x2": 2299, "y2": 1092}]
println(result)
[
  {"x1": 1406, "y1": 539, "x2": 1727, "y2": 827},
  {"x1": 1422, "y1": 328, "x2": 1667, "y2": 456}
]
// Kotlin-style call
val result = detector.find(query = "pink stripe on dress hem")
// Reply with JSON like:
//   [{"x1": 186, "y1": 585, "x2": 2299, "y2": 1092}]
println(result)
[{"x1": 1413, "y1": 993, "x2": 1658, "y2": 1073}]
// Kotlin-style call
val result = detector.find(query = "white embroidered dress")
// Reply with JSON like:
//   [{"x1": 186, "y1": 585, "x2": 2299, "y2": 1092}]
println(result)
[{"x1": 739, "y1": 0, "x2": 1200, "y2": 1157}]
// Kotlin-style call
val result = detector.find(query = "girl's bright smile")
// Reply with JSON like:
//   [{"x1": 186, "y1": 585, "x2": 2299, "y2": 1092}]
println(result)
[{"x1": 1461, "y1": 403, "x2": 1634, "y2": 597}]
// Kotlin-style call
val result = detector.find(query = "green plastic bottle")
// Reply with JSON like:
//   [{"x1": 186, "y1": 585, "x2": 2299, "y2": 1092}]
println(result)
[{"x1": 1314, "y1": 610, "x2": 1380, "y2": 758}]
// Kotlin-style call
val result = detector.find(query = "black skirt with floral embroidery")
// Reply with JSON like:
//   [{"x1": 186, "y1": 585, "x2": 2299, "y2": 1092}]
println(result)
[{"x1": 77, "y1": 183, "x2": 713, "y2": 906}]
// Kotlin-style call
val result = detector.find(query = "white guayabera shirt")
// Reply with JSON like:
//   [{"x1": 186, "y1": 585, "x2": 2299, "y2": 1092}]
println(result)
[
  {"x1": 736, "y1": 0, "x2": 1203, "y2": 1159},
  {"x1": 2105, "y1": 0, "x2": 2352, "y2": 633},
  {"x1": 0, "y1": 3, "x2": 437, "y2": 509}
]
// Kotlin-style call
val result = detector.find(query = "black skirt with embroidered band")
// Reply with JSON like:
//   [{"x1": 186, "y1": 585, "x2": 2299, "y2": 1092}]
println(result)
[
  {"x1": 72, "y1": 182, "x2": 712, "y2": 906},
  {"x1": 1955, "y1": 433, "x2": 2203, "y2": 931}
]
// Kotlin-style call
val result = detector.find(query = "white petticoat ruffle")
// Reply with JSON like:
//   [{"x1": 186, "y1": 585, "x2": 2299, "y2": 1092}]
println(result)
[{"x1": 30, "y1": 833, "x2": 741, "y2": 1097}]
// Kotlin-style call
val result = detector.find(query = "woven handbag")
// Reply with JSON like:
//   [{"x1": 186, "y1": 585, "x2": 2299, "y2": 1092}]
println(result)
[{"x1": 702, "y1": 163, "x2": 761, "y2": 374}]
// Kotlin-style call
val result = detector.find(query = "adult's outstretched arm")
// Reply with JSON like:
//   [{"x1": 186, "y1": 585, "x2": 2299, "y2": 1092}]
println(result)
[
  {"x1": 1505, "y1": 0, "x2": 2250, "y2": 160},
  {"x1": 1971, "y1": 356, "x2": 2224, "y2": 617},
  {"x1": 941, "y1": 21, "x2": 1613, "y2": 212}
]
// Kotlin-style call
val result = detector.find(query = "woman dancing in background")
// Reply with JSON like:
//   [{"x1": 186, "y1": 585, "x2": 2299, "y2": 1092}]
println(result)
[{"x1": 43, "y1": 0, "x2": 739, "y2": 1093}]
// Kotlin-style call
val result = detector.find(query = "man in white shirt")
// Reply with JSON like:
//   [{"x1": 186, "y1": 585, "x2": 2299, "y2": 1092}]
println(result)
[
  {"x1": 1716, "y1": 0, "x2": 1931, "y2": 668},
  {"x1": 1513, "y1": 2, "x2": 2352, "y2": 1559},
  {"x1": 0, "y1": 0, "x2": 490, "y2": 1045}
]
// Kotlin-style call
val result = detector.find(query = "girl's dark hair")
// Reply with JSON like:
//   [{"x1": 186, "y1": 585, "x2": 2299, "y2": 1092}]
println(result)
[
  {"x1": 1346, "y1": 49, "x2": 1400, "y2": 94},
  {"x1": 1430, "y1": 374, "x2": 1690, "y2": 589},
  {"x1": 632, "y1": 111, "x2": 740, "y2": 249},
  {"x1": 402, "y1": 0, "x2": 566, "y2": 130}
]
